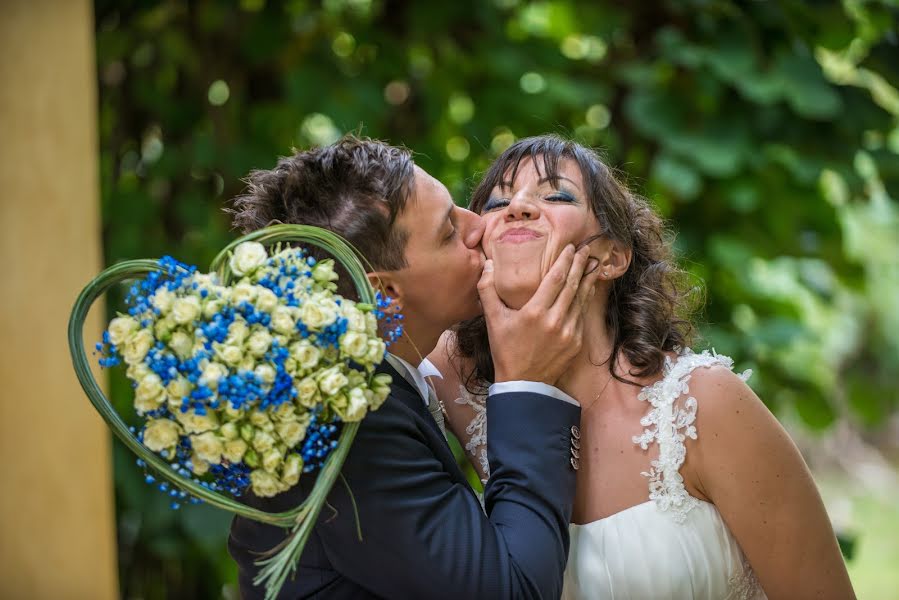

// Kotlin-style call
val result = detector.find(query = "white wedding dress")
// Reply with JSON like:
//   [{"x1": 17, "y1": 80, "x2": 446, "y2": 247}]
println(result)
[{"x1": 448, "y1": 349, "x2": 767, "y2": 600}]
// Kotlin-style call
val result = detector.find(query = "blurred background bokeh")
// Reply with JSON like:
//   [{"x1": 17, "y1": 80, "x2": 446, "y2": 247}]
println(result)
[{"x1": 4, "y1": 0, "x2": 898, "y2": 598}]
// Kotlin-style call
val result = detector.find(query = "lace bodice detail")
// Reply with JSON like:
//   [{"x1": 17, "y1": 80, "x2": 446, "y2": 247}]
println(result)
[
  {"x1": 632, "y1": 348, "x2": 752, "y2": 523},
  {"x1": 454, "y1": 384, "x2": 490, "y2": 483}
]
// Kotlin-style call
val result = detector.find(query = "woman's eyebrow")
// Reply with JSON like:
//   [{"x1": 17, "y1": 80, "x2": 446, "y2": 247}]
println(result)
[{"x1": 538, "y1": 175, "x2": 580, "y2": 189}]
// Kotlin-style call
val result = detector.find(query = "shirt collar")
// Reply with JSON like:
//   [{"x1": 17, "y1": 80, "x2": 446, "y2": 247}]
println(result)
[{"x1": 385, "y1": 353, "x2": 430, "y2": 406}]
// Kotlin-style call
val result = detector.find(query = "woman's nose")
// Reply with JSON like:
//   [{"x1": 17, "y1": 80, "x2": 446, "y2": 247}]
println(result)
[{"x1": 505, "y1": 191, "x2": 539, "y2": 221}]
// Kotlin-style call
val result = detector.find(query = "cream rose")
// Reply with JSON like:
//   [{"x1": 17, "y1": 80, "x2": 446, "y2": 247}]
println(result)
[
  {"x1": 225, "y1": 320, "x2": 250, "y2": 345},
  {"x1": 339, "y1": 387, "x2": 369, "y2": 422},
  {"x1": 126, "y1": 361, "x2": 152, "y2": 383},
  {"x1": 220, "y1": 421, "x2": 239, "y2": 440},
  {"x1": 150, "y1": 288, "x2": 175, "y2": 314},
  {"x1": 341, "y1": 306, "x2": 367, "y2": 333},
  {"x1": 172, "y1": 296, "x2": 201, "y2": 325},
  {"x1": 198, "y1": 362, "x2": 228, "y2": 389},
  {"x1": 363, "y1": 338, "x2": 387, "y2": 364},
  {"x1": 175, "y1": 408, "x2": 219, "y2": 434},
  {"x1": 289, "y1": 340, "x2": 321, "y2": 370},
  {"x1": 262, "y1": 447, "x2": 284, "y2": 473},
  {"x1": 134, "y1": 373, "x2": 166, "y2": 414},
  {"x1": 190, "y1": 453, "x2": 209, "y2": 476},
  {"x1": 231, "y1": 282, "x2": 258, "y2": 305},
  {"x1": 255, "y1": 288, "x2": 279, "y2": 313},
  {"x1": 252, "y1": 429, "x2": 276, "y2": 453},
  {"x1": 108, "y1": 316, "x2": 139, "y2": 346},
  {"x1": 168, "y1": 330, "x2": 193, "y2": 359},
  {"x1": 202, "y1": 297, "x2": 225, "y2": 319},
  {"x1": 312, "y1": 259, "x2": 339, "y2": 283},
  {"x1": 190, "y1": 431, "x2": 223, "y2": 464},
  {"x1": 143, "y1": 419, "x2": 180, "y2": 453},
  {"x1": 280, "y1": 454, "x2": 303, "y2": 487},
  {"x1": 254, "y1": 364, "x2": 276, "y2": 385},
  {"x1": 250, "y1": 469, "x2": 283, "y2": 497},
  {"x1": 249, "y1": 409, "x2": 274, "y2": 432},
  {"x1": 122, "y1": 328, "x2": 154, "y2": 365},
  {"x1": 223, "y1": 438, "x2": 248, "y2": 463},
  {"x1": 216, "y1": 344, "x2": 243, "y2": 367},
  {"x1": 271, "y1": 307, "x2": 296, "y2": 335},
  {"x1": 153, "y1": 313, "x2": 176, "y2": 339},
  {"x1": 300, "y1": 301, "x2": 336, "y2": 330},
  {"x1": 371, "y1": 373, "x2": 392, "y2": 409},
  {"x1": 275, "y1": 420, "x2": 307, "y2": 448},
  {"x1": 295, "y1": 377, "x2": 319, "y2": 407},
  {"x1": 317, "y1": 366, "x2": 348, "y2": 397},
  {"x1": 339, "y1": 331, "x2": 368, "y2": 359},
  {"x1": 247, "y1": 330, "x2": 272, "y2": 357},
  {"x1": 229, "y1": 242, "x2": 268, "y2": 277}
]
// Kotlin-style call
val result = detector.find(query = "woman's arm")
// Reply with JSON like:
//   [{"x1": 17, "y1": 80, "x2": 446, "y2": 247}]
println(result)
[
  {"x1": 690, "y1": 367, "x2": 855, "y2": 599},
  {"x1": 425, "y1": 330, "x2": 491, "y2": 483}
]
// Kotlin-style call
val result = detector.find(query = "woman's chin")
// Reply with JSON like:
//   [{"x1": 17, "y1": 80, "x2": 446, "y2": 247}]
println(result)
[{"x1": 494, "y1": 280, "x2": 540, "y2": 310}]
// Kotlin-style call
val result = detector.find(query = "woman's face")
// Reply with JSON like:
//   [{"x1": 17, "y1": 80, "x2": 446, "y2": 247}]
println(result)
[{"x1": 480, "y1": 156, "x2": 602, "y2": 309}]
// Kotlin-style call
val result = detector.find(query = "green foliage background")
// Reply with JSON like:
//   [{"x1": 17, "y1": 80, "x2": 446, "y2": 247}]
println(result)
[{"x1": 95, "y1": 0, "x2": 899, "y2": 597}]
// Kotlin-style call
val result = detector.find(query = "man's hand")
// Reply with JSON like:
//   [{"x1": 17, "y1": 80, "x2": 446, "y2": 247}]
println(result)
[{"x1": 478, "y1": 244, "x2": 600, "y2": 386}]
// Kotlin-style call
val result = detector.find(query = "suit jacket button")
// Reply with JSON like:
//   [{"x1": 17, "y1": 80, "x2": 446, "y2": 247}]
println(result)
[
  {"x1": 571, "y1": 437, "x2": 581, "y2": 450},
  {"x1": 570, "y1": 456, "x2": 580, "y2": 470},
  {"x1": 570, "y1": 425, "x2": 581, "y2": 440},
  {"x1": 570, "y1": 447, "x2": 580, "y2": 460}
]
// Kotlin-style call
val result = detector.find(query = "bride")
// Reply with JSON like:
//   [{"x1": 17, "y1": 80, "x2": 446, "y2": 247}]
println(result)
[{"x1": 425, "y1": 135, "x2": 855, "y2": 599}]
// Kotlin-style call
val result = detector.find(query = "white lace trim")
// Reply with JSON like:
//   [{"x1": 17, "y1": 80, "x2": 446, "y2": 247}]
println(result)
[
  {"x1": 455, "y1": 384, "x2": 490, "y2": 482},
  {"x1": 727, "y1": 557, "x2": 762, "y2": 599},
  {"x1": 632, "y1": 349, "x2": 752, "y2": 524}
]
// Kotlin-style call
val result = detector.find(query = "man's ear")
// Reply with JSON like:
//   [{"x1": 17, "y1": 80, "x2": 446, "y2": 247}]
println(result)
[{"x1": 366, "y1": 271, "x2": 405, "y2": 310}]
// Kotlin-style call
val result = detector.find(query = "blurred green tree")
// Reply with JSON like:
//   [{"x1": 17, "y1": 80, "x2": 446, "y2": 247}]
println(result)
[{"x1": 94, "y1": 0, "x2": 899, "y2": 597}]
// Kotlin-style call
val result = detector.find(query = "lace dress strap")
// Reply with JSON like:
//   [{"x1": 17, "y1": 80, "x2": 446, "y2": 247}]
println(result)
[
  {"x1": 632, "y1": 349, "x2": 752, "y2": 523},
  {"x1": 455, "y1": 384, "x2": 490, "y2": 483}
]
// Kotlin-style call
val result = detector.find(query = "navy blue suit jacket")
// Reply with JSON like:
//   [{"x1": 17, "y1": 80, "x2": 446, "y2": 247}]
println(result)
[{"x1": 229, "y1": 360, "x2": 581, "y2": 599}]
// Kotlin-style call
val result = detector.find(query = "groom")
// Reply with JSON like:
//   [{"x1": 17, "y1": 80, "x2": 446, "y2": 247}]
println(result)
[{"x1": 227, "y1": 136, "x2": 598, "y2": 599}]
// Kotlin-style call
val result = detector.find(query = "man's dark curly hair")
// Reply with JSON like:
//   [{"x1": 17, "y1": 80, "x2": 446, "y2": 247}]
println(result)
[
  {"x1": 455, "y1": 134, "x2": 699, "y2": 390},
  {"x1": 227, "y1": 135, "x2": 415, "y2": 279}
]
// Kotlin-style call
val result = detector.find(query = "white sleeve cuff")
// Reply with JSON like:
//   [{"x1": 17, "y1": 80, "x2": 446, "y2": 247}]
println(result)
[{"x1": 488, "y1": 381, "x2": 579, "y2": 406}]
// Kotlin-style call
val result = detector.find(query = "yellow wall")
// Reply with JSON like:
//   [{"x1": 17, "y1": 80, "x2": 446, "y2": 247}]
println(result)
[{"x1": 0, "y1": 0, "x2": 118, "y2": 598}]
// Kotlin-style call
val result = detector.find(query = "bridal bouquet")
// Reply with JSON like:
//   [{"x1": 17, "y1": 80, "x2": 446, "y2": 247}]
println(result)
[{"x1": 69, "y1": 225, "x2": 395, "y2": 599}]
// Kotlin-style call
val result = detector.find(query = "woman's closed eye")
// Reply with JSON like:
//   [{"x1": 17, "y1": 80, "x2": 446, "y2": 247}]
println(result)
[{"x1": 482, "y1": 191, "x2": 577, "y2": 213}]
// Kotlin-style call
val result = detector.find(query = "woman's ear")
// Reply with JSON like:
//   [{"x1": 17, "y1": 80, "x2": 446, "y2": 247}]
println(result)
[{"x1": 592, "y1": 239, "x2": 631, "y2": 280}]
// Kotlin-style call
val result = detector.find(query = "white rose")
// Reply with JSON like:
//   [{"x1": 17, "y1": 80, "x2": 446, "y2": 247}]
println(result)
[
  {"x1": 254, "y1": 364, "x2": 276, "y2": 385},
  {"x1": 339, "y1": 387, "x2": 369, "y2": 422},
  {"x1": 220, "y1": 421, "x2": 239, "y2": 440},
  {"x1": 225, "y1": 320, "x2": 250, "y2": 345},
  {"x1": 216, "y1": 344, "x2": 243, "y2": 367},
  {"x1": 280, "y1": 454, "x2": 303, "y2": 487},
  {"x1": 294, "y1": 377, "x2": 319, "y2": 407},
  {"x1": 312, "y1": 259, "x2": 339, "y2": 283},
  {"x1": 300, "y1": 302, "x2": 336, "y2": 330},
  {"x1": 175, "y1": 408, "x2": 219, "y2": 434},
  {"x1": 317, "y1": 366, "x2": 348, "y2": 397},
  {"x1": 202, "y1": 298, "x2": 225, "y2": 319},
  {"x1": 172, "y1": 296, "x2": 201, "y2": 325},
  {"x1": 289, "y1": 340, "x2": 321, "y2": 370},
  {"x1": 150, "y1": 288, "x2": 175, "y2": 314},
  {"x1": 247, "y1": 330, "x2": 272, "y2": 358},
  {"x1": 250, "y1": 469, "x2": 283, "y2": 497},
  {"x1": 339, "y1": 331, "x2": 368, "y2": 359},
  {"x1": 275, "y1": 420, "x2": 307, "y2": 448},
  {"x1": 153, "y1": 313, "x2": 176, "y2": 339},
  {"x1": 271, "y1": 307, "x2": 296, "y2": 335},
  {"x1": 363, "y1": 338, "x2": 387, "y2": 364},
  {"x1": 249, "y1": 410, "x2": 274, "y2": 432},
  {"x1": 229, "y1": 242, "x2": 268, "y2": 277},
  {"x1": 231, "y1": 282, "x2": 258, "y2": 306},
  {"x1": 262, "y1": 447, "x2": 284, "y2": 473},
  {"x1": 255, "y1": 288, "x2": 279, "y2": 313},
  {"x1": 371, "y1": 373, "x2": 392, "y2": 409},
  {"x1": 166, "y1": 376, "x2": 192, "y2": 402},
  {"x1": 126, "y1": 361, "x2": 152, "y2": 383},
  {"x1": 341, "y1": 306, "x2": 367, "y2": 333},
  {"x1": 272, "y1": 402, "x2": 298, "y2": 422},
  {"x1": 168, "y1": 330, "x2": 194, "y2": 359},
  {"x1": 134, "y1": 373, "x2": 166, "y2": 414},
  {"x1": 198, "y1": 362, "x2": 228, "y2": 389},
  {"x1": 143, "y1": 419, "x2": 181, "y2": 452},
  {"x1": 190, "y1": 431, "x2": 223, "y2": 464},
  {"x1": 122, "y1": 328, "x2": 154, "y2": 365},
  {"x1": 108, "y1": 316, "x2": 139, "y2": 346},
  {"x1": 238, "y1": 355, "x2": 256, "y2": 373},
  {"x1": 252, "y1": 429, "x2": 276, "y2": 453},
  {"x1": 188, "y1": 453, "x2": 209, "y2": 476},
  {"x1": 222, "y1": 438, "x2": 248, "y2": 463}
]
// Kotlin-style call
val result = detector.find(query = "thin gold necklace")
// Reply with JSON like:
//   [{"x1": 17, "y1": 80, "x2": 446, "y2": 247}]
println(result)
[{"x1": 581, "y1": 371, "x2": 615, "y2": 413}]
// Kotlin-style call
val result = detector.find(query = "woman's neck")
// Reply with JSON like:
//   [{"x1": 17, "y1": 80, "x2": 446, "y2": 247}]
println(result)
[{"x1": 555, "y1": 294, "x2": 622, "y2": 401}]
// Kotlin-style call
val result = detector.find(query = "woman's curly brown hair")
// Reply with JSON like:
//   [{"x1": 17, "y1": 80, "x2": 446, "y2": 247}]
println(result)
[{"x1": 455, "y1": 134, "x2": 700, "y2": 390}]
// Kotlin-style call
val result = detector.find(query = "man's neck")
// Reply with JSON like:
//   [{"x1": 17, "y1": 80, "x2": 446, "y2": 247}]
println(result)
[{"x1": 385, "y1": 320, "x2": 441, "y2": 367}]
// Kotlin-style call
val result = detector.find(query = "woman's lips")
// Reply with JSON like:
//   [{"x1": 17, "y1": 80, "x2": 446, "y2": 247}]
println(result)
[{"x1": 498, "y1": 227, "x2": 543, "y2": 243}]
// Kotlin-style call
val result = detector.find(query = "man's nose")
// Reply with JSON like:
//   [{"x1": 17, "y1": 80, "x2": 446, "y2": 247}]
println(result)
[{"x1": 461, "y1": 208, "x2": 485, "y2": 250}]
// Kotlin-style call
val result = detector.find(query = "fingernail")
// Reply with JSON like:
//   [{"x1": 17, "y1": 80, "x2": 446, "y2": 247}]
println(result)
[
  {"x1": 586, "y1": 258, "x2": 599, "y2": 272},
  {"x1": 483, "y1": 260, "x2": 493, "y2": 272}
]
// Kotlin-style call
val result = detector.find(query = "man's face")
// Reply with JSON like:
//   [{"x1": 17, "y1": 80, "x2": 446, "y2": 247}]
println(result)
[{"x1": 390, "y1": 166, "x2": 485, "y2": 332}]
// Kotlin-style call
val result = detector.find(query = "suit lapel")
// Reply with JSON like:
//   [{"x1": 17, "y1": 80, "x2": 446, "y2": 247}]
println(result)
[{"x1": 375, "y1": 362, "x2": 469, "y2": 485}]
